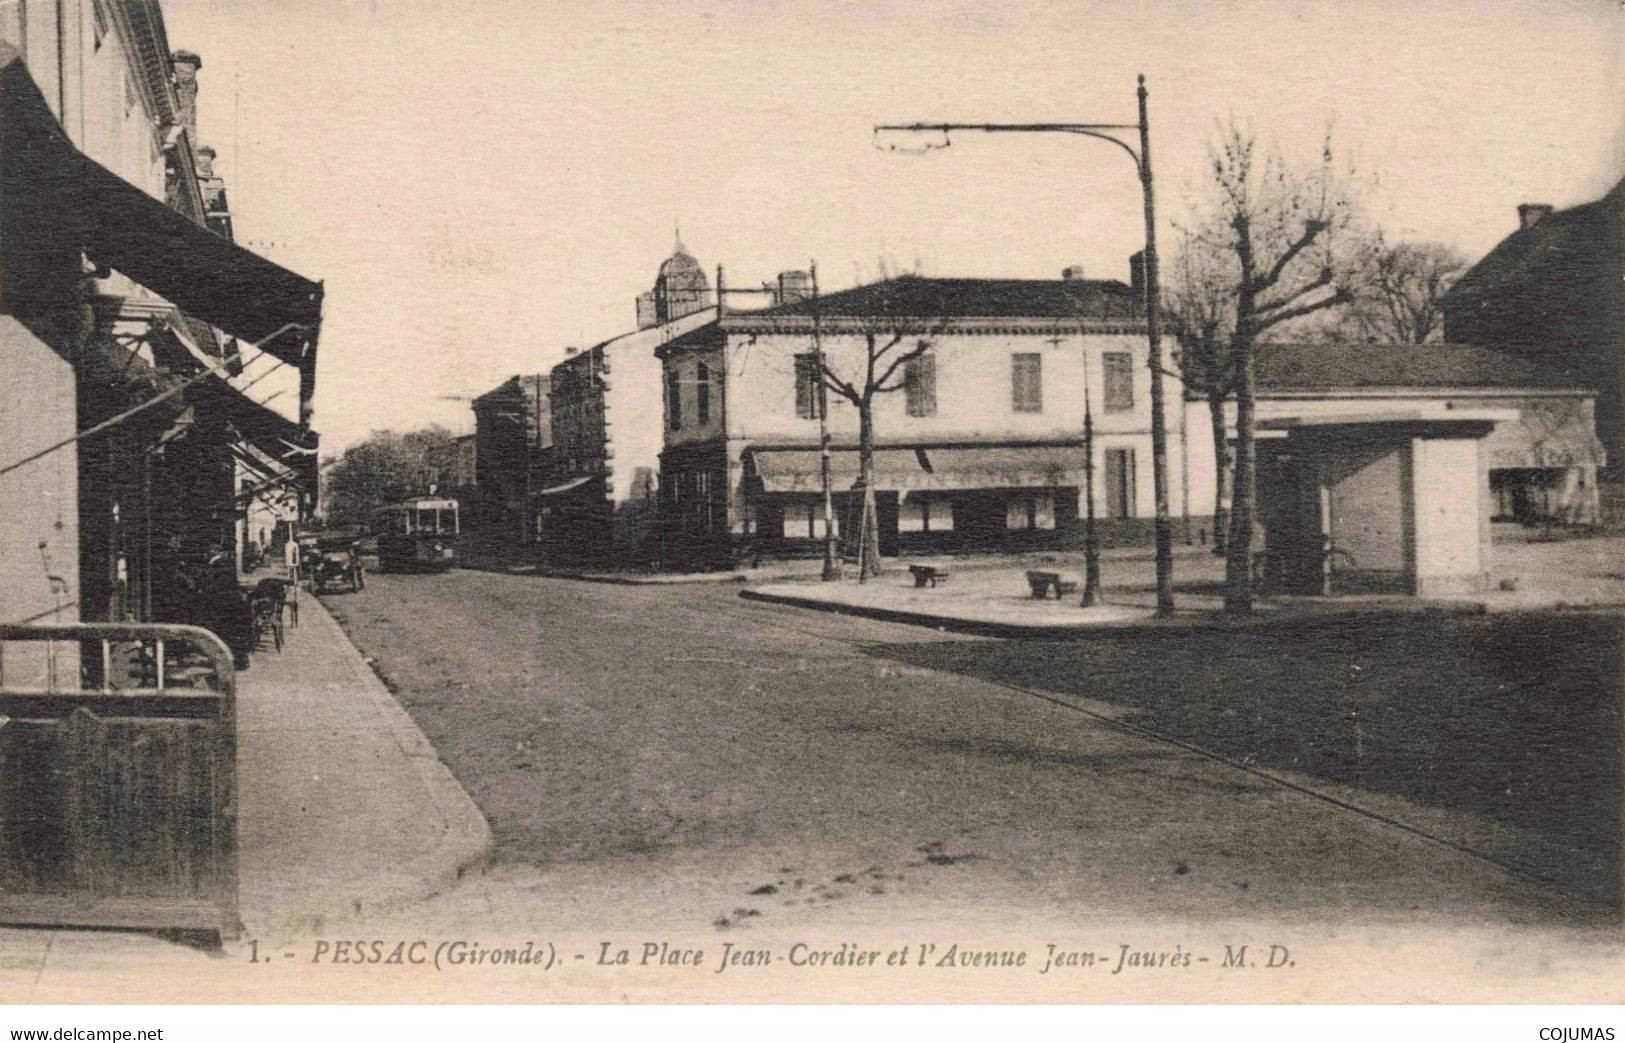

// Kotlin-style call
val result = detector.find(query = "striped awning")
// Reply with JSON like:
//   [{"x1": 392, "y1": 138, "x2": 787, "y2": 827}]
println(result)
[{"x1": 747, "y1": 444, "x2": 1084, "y2": 493}]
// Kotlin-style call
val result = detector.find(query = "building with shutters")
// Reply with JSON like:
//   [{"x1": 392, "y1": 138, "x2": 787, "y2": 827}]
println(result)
[
  {"x1": 536, "y1": 239, "x2": 715, "y2": 567},
  {"x1": 655, "y1": 265, "x2": 1191, "y2": 567},
  {"x1": 1, "y1": 2, "x2": 322, "y2": 679}
]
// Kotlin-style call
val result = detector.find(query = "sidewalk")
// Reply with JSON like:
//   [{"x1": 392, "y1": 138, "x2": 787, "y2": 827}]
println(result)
[
  {"x1": 234, "y1": 586, "x2": 492, "y2": 938},
  {"x1": 0, "y1": 586, "x2": 492, "y2": 983},
  {"x1": 741, "y1": 537, "x2": 1625, "y2": 637}
]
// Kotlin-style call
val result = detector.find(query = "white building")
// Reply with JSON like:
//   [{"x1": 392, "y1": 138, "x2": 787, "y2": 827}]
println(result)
[
  {"x1": 657, "y1": 268, "x2": 1190, "y2": 567},
  {"x1": 541, "y1": 241, "x2": 715, "y2": 566}
]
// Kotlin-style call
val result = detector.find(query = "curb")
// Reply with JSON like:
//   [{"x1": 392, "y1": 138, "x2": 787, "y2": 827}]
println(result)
[
  {"x1": 296, "y1": 598, "x2": 494, "y2": 929},
  {"x1": 738, "y1": 587, "x2": 1493, "y2": 639},
  {"x1": 455, "y1": 562, "x2": 754, "y2": 586}
]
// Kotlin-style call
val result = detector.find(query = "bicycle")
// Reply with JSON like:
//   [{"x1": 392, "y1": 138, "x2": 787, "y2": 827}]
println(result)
[
  {"x1": 1250, "y1": 541, "x2": 1357, "y2": 591},
  {"x1": 249, "y1": 579, "x2": 287, "y2": 653}
]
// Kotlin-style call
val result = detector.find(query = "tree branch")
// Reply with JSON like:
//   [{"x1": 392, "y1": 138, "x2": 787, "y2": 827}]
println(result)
[
  {"x1": 1253, "y1": 220, "x2": 1328, "y2": 294},
  {"x1": 1252, "y1": 287, "x2": 1351, "y2": 332},
  {"x1": 1255, "y1": 266, "x2": 1333, "y2": 318},
  {"x1": 874, "y1": 339, "x2": 932, "y2": 393}
]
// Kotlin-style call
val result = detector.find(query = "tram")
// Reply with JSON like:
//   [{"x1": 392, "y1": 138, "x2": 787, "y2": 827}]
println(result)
[{"x1": 375, "y1": 496, "x2": 460, "y2": 572}]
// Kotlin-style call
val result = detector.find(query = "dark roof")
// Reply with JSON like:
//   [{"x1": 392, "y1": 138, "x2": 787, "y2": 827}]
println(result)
[
  {"x1": 757, "y1": 275, "x2": 1141, "y2": 320},
  {"x1": 655, "y1": 318, "x2": 724, "y2": 356},
  {"x1": 1254, "y1": 340, "x2": 1590, "y2": 392},
  {"x1": 1442, "y1": 180, "x2": 1624, "y2": 309}
]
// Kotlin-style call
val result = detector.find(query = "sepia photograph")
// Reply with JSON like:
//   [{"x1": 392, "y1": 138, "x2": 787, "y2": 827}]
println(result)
[{"x1": 0, "y1": 0, "x2": 1621, "y2": 1022}]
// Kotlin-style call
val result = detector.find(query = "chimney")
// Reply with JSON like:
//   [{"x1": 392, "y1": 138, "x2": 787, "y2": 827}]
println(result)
[
  {"x1": 776, "y1": 269, "x2": 812, "y2": 305},
  {"x1": 171, "y1": 51, "x2": 201, "y2": 142},
  {"x1": 1517, "y1": 203, "x2": 1553, "y2": 231},
  {"x1": 1129, "y1": 250, "x2": 1146, "y2": 301},
  {"x1": 1061, "y1": 265, "x2": 1086, "y2": 281},
  {"x1": 635, "y1": 291, "x2": 657, "y2": 330}
]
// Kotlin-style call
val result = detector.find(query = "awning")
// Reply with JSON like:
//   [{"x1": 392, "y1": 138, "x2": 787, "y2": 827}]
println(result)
[
  {"x1": 149, "y1": 319, "x2": 319, "y2": 492},
  {"x1": 1, "y1": 46, "x2": 321, "y2": 371},
  {"x1": 747, "y1": 444, "x2": 1085, "y2": 493},
  {"x1": 535, "y1": 475, "x2": 596, "y2": 496},
  {"x1": 748, "y1": 447, "x2": 924, "y2": 493}
]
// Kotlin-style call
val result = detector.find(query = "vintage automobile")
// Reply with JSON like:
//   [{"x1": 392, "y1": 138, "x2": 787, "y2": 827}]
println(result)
[
  {"x1": 375, "y1": 497, "x2": 460, "y2": 573},
  {"x1": 311, "y1": 531, "x2": 366, "y2": 594}
]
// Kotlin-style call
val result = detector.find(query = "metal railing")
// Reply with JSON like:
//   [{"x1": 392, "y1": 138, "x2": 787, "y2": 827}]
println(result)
[{"x1": 0, "y1": 622, "x2": 240, "y2": 942}]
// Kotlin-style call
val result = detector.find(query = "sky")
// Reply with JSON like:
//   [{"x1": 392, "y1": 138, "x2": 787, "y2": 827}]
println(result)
[{"x1": 160, "y1": 0, "x2": 1624, "y2": 453}]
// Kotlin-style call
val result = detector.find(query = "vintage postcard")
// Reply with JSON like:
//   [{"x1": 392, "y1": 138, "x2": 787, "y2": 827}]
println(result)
[{"x1": 0, "y1": 0, "x2": 1620, "y2": 1013}]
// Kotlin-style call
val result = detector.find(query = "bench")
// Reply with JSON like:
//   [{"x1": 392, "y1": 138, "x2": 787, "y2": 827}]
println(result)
[
  {"x1": 909, "y1": 564, "x2": 950, "y2": 588},
  {"x1": 1025, "y1": 570, "x2": 1079, "y2": 599}
]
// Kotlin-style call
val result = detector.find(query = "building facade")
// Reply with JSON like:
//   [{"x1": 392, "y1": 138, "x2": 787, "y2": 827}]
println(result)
[
  {"x1": 1441, "y1": 186, "x2": 1623, "y2": 474},
  {"x1": 1183, "y1": 340, "x2": 1607, "y2": 538},
  {"x1": 471, "y1": 373, "x2": 549, "y2": 540},
  {"x1": 2, "y1": 2, "x2": 322, "y2": 678},
  {"x1": 657, "y1": 270, "x2": 1192, "y2": 568},
  {"x1": 544, "y1": 300, "x2": 714, "y2": 567}
]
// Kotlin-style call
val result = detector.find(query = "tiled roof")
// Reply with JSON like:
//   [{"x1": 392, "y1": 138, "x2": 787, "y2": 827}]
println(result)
[
  {"x1": 1442, "y1": 180, "x2": 1623, "y2": 308},
  {"x1": 1254, "y1": 340, "x2": 1590, "y2": 392},
  {"x1": 756, "y1": 275, "x2": 1141, "y2": 320}
]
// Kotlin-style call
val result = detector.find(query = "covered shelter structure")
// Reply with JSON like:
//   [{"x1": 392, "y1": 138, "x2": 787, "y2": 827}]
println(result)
[{"x1": 1250, "y1": 408, "x2": 1514, "y2": 597}]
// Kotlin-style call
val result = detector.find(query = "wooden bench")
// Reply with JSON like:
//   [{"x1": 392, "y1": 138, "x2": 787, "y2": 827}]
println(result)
[
  {"x1": 909, "y1": 564, "x2": 950, "y2": 588},
  {"x1": 1025, "y1": 570, "x2": 1079, "y2": 599}
]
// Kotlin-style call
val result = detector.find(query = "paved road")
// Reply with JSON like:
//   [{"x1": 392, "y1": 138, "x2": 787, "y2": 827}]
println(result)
[{"x1": 322, "y1": 567, "x2": 1603, "y2": 943}]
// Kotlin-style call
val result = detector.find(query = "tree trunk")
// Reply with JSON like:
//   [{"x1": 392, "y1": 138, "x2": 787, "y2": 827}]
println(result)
[
  {"x1": 1207, "y1": 392, "x2": 1231, "y2": 556},
  {"x1": 857, "y1": 401, "x2": 883, "y2": 582},
  {"x1": 1223, "y1": 343, "x2": 1257, "y2": 614}
]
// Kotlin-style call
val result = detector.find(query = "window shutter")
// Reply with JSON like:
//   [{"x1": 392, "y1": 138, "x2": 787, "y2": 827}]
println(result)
[
  {"x1": 1104, "y1": 352, "x2": 1134, "y2": 412},
  {"x1": 920, "y1": 354, "x2": 937, "y2": 416},
  {"x1": 795, "y1": 354, "x2": 817, "y2": 419},
  {"x1": 1012, "y1": 353, "x2": 1042, "y2": 412}
]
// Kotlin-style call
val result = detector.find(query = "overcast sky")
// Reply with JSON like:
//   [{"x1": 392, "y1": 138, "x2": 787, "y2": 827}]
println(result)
[{"x1": 161, "y1": 0, "x2": 1623, "y2": 452}]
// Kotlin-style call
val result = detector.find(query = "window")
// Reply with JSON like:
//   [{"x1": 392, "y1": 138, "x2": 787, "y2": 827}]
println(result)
[
  {"x1": 1012, "y1": 353, "x2": 1042, "y2": 413},
  {"x1": 696, "y1": 362, "x2": 710, "y2": 425},
  {"x1": 1006, "y1": 494, "x2": 1055, "y2": 531},
  {"x1": 905, "y1": 352, "x2": 936, "y2": 417},
  {"x1": 1103, "y1": 352, "x2": 1134, "y2": 413},
  {"x1": 794, "y1": 353, "x2": 819, "y2": 419},
  {"x1": 1105, "y1": 448, "x2": 1137, "y2": 519},
  {"x1": 667, "y1": 368, "x2": 682, "y2": 430},
  {"x1": 899, "y1": 495, "x2": 954, "y2": 533}
]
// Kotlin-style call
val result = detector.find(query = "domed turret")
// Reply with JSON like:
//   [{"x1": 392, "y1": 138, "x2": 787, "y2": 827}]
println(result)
[{"x1": 652, "y1": 233, "x2": 712, "y2": 323}]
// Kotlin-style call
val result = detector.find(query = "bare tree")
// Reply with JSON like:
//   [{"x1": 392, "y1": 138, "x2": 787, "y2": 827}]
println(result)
[
  {"x1": 1338, "y1": 239, "x2": 1467, "y2": 344},
  {"x1": 812, "y1": 304, "x2": 941, "y2": 582},
  {"x1": 1178, "y1": 122, "x2": 1374, "y2": 613},
  {"x1": 1164, "y1": 230, "x2": 1240, "y2": 556}
]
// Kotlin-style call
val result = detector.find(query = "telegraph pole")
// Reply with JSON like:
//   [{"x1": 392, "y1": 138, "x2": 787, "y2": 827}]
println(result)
[
  {"x1": 873, "y1": 73, "x2": 1177, "y2": 615},
  {"x1": 810, "y1": 263, "x2": 840, "y2": 581},
  {"x1": 1081, "y1": 344, "x2": 1102, "y2": 605},
  {"x1": 1136, "y1": 75, "x2": 1175, "y2": 616}
]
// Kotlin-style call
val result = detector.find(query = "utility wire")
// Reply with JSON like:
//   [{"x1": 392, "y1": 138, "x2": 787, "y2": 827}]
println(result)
[{"x1": 0, "y1": 322, "x2": 309, "y2": 479}]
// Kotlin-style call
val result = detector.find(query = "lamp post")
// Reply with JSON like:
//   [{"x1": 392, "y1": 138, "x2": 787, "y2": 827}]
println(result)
[
  {"x1": 810, "y1": 263, "x2": 841, "y2": 581},
  {"x1": 874, "y1": 73, "x2": 1176, "y2": 617},
  {"x1": 1081, "y1": 342, "x2": 1102, "y2": 605}
]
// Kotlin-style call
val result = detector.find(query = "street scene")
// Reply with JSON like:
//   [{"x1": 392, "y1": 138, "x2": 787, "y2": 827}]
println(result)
[{"x1": 0, "y1": 0, "x2": 1622, "y2": 1011}]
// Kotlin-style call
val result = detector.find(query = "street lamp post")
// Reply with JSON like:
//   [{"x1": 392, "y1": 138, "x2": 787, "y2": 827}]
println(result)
[
  {"x1": 810, "y1": 263, "x2": 841, "y2": 581},
  {"x1": 1081, "y1": 347, "x2": 1102, "y2": 605},
  {"x1": 874, "y1": 73, "x2": 1176, "y2": 616}
]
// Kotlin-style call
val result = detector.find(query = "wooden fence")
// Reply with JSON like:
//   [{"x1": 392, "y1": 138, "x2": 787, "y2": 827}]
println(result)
[{"x1": 0, "y1": 623, "x2": 238, "y2": 942}]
